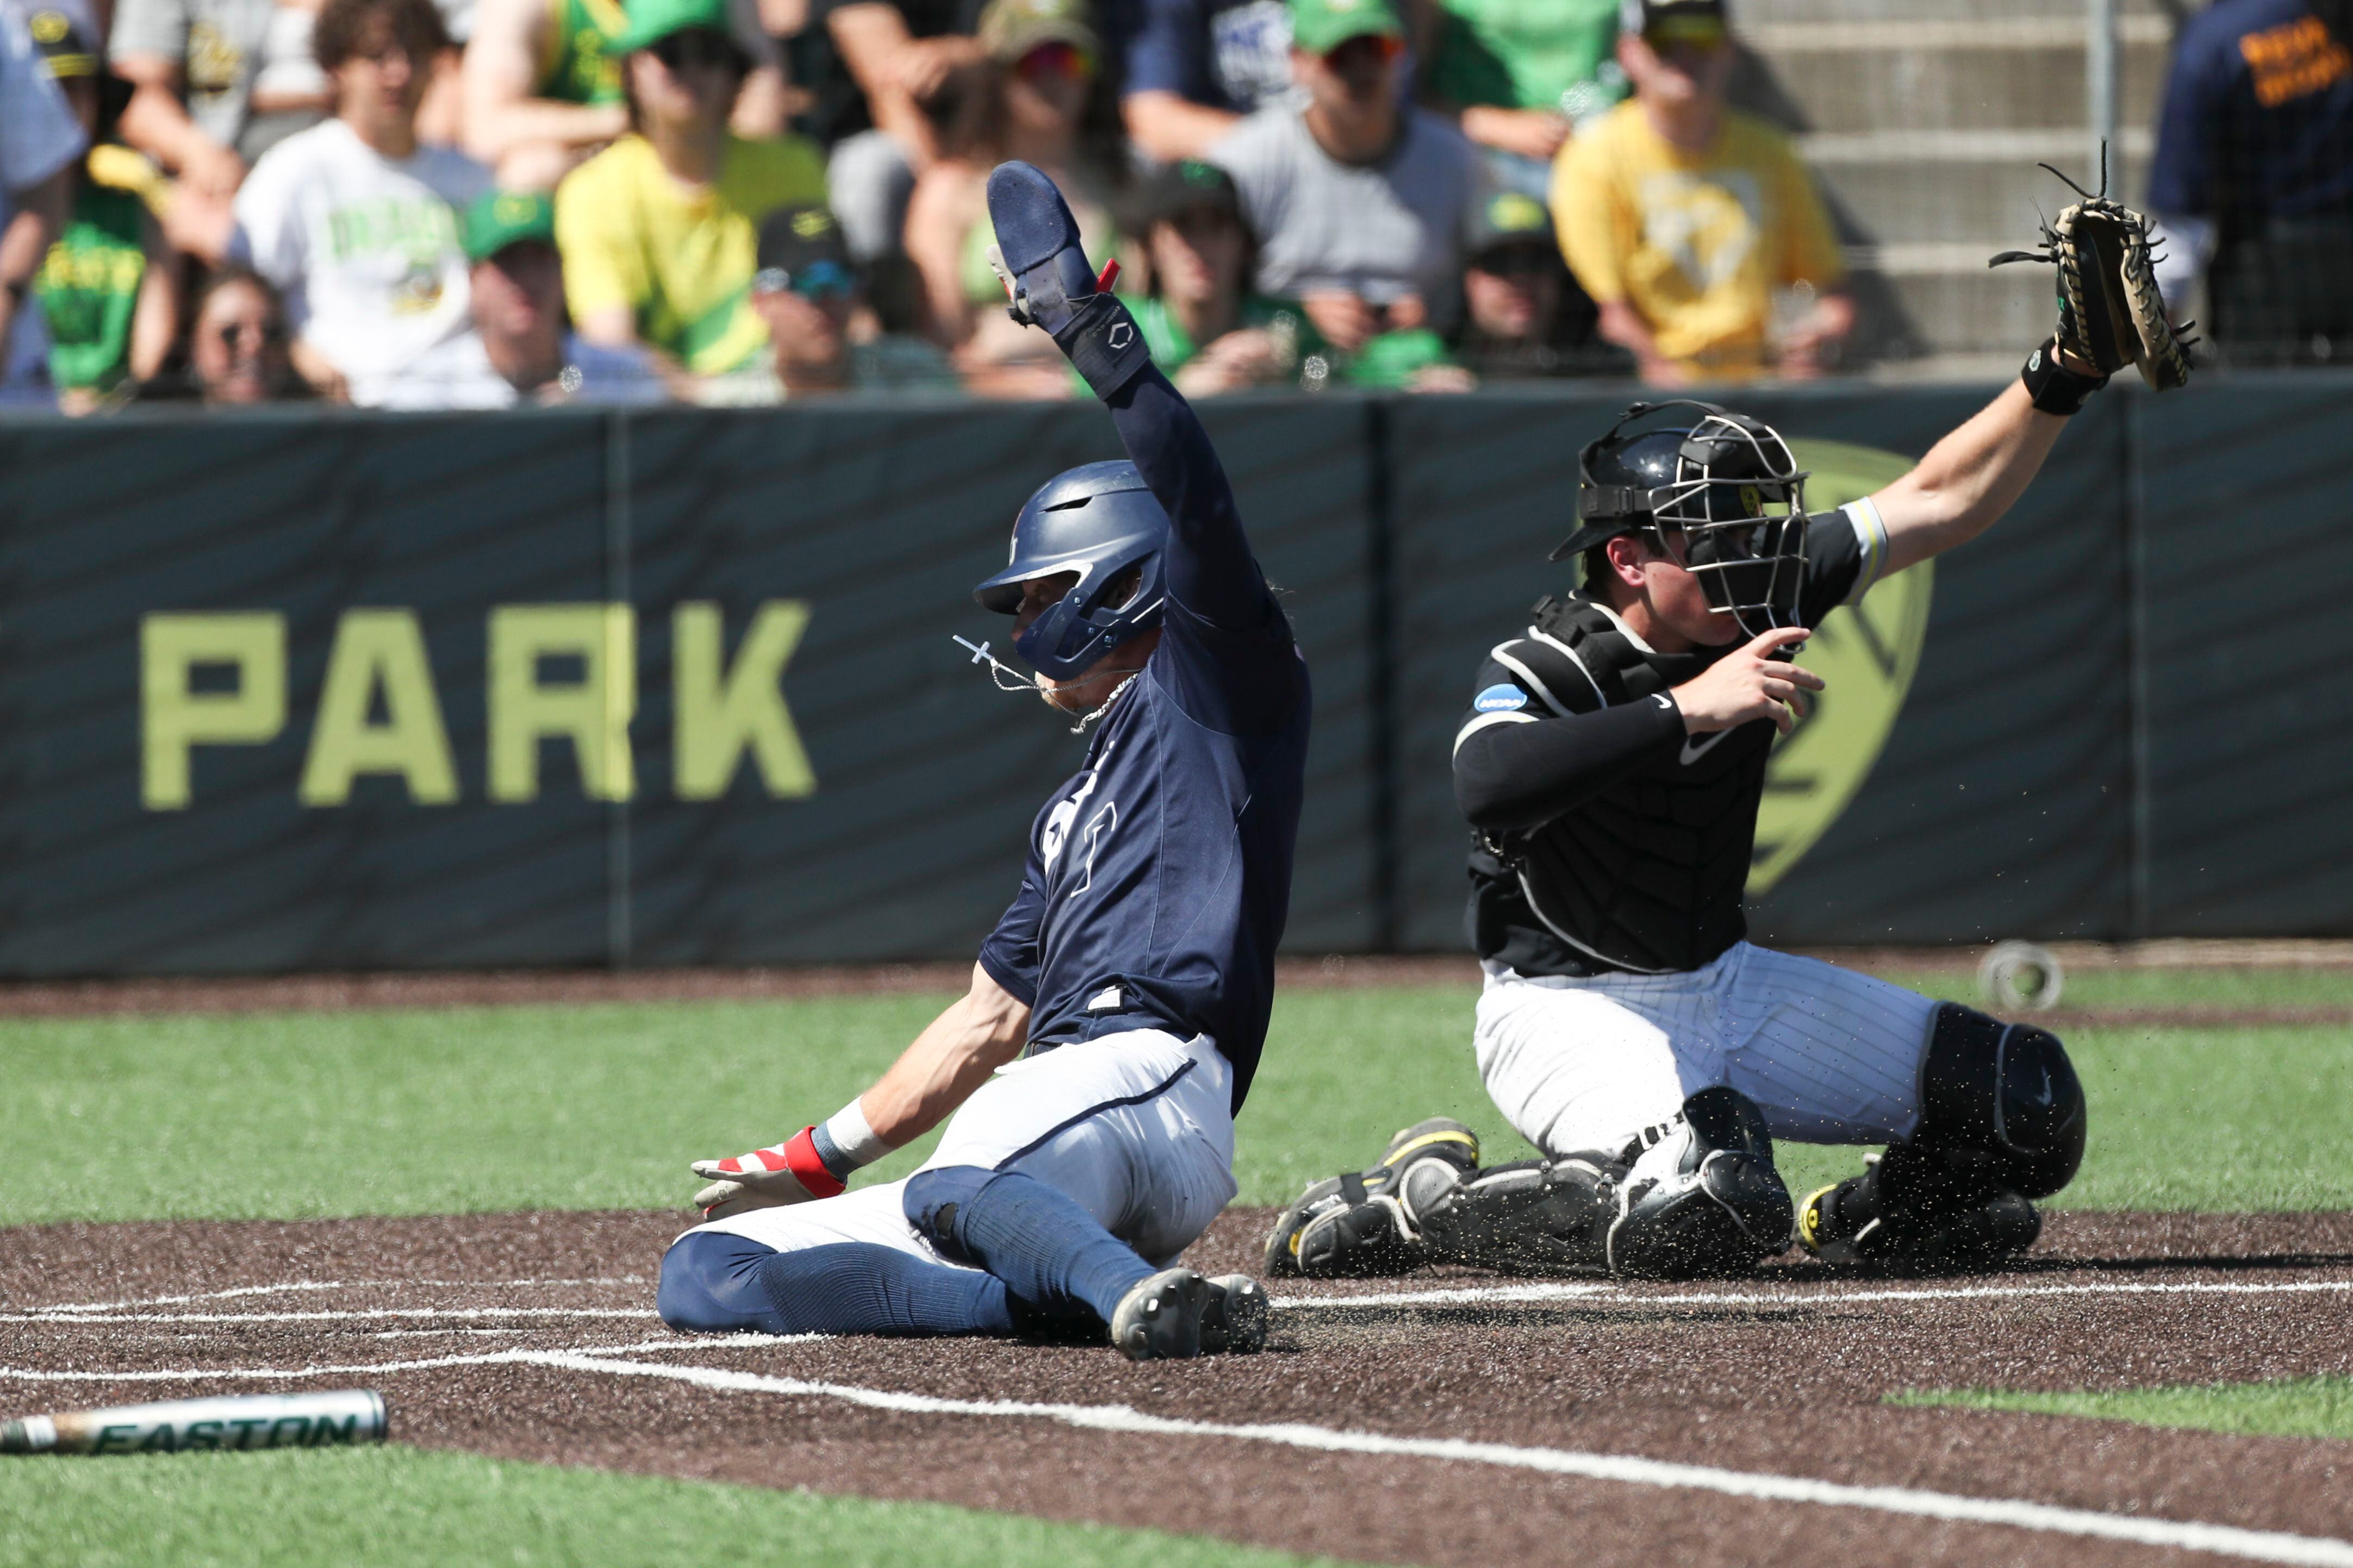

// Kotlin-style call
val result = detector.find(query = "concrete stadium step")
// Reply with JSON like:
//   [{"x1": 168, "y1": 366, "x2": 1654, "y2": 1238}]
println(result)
[
  {"x1": 1745, "y1": 22, "x2": 2171, "y2": 136},
  {"x1": 1809, "y1": 141, "x2": 2154, "y2": 246},
  {"x1": 1846, "y1": 259, "x2": 2060, "y2": 358}
]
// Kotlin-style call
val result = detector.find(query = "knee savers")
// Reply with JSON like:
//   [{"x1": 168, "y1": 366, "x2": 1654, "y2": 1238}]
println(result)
[
  {"x1": 1918, "y1": 1003, "x2": 2086, "y2": 1199},
  {"x1": 902, "y1": 1165, "x2": 995, "y2": 1264}
]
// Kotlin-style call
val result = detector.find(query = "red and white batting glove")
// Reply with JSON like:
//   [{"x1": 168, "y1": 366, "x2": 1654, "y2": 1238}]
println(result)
[
  {"x1": 690, "y1": 1101, "x2": 894, "y2": 1220},
  {"x1": 691, "y1": 1129, "x2": 842, "y2": 1219}
]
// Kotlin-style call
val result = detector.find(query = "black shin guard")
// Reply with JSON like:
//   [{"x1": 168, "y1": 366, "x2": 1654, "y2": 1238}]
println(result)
[{"x1": 1415, "y1": 1156, "x2": 1620, "y2": 1275}]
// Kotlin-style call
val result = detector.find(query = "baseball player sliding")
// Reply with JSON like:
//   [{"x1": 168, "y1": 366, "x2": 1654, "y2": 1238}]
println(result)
[
  {"x1": 1267, "y1": 167, "x2": 2189, "y2": 1282},
  {"x1": 657, "y1": 163, "x2": 1309, "y2": 1360}
]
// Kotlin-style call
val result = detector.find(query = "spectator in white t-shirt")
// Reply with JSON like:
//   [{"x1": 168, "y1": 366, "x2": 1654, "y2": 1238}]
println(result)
[
  {"x1": 228, "y1": 0, "x2": 499, "y2": 405},
  {"x1": 458, "y1": 188, "x2": 667, "y2": 403}
]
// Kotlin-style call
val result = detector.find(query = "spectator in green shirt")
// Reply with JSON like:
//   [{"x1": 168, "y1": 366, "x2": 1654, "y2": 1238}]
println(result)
[
  {"x1": 1129, "y1": 152, "x2": 1470, "y2": 393},
  {"x1": 27, "y1": 10, "x2": 180, "y2": 411},
  {"x1": 1418, "y1": 0, "x2": 1624, "y2": 198},
  {"x1": 1125, "y1": 158, "x2": 1293, "y2": 395}
]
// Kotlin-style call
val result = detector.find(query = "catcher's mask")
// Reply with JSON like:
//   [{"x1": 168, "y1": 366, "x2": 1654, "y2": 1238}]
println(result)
[
  {"x1": 1552, "y1": 401, "x2": 1810, "y2": 638},
  {"x1": 972, "y1": 459, "x2": 1168, "y2": 680}
]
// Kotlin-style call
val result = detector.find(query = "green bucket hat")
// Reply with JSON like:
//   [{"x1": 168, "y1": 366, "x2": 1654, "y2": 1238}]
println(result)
[
  {"x1": 611, "y1": 0, "x2": 736, "y2": 56},
  {"x1": 1287, "y1": 0, "x2": 1402, "y2": 58},
  {"x1": 463, "y1": 189, "x2": 557, "y2": 262}
]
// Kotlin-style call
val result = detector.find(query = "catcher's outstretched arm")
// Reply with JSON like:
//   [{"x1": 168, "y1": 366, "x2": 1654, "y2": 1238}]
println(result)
[{"x1": 1866, "y1": 377, "x2": 2075, "y2": 577}]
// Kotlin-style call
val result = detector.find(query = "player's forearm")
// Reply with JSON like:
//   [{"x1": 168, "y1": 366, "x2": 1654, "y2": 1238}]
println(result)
[
  {"x1": 1106, "y1": 365, "x2": 1271, "y2": 629},
  {"x1": 857, "y1": 965, "x2": 1031, "y2": 1144},
  {"x1": 1870, "y1": 379, "x2": 2066, "y2": 576},
  {"x1": 1454, "y1": 701, "x2": 1685, "y2": 831}
]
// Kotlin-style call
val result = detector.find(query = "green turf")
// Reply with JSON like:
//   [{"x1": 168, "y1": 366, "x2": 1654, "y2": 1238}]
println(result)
[
  {"x1": 1890, "y1": 1376, "x2": 2353, "y2": 1441},
  {"x1": 2, "y1": 971, "x2": 2347, "y2": 1226},
  {"x1": 0, "y1": 1442, "x2": 1349, "y2": 1568}
]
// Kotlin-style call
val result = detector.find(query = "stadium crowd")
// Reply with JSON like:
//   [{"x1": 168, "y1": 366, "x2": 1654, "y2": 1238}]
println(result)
[{"x1": 4, "y1": 0, "x2": 2349, "y2": 411}]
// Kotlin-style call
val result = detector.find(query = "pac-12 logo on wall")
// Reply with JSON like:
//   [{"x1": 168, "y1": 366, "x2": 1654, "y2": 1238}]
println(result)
[{"x1": 1748, "y1": 440, "x2": 1935, "y2": 896}]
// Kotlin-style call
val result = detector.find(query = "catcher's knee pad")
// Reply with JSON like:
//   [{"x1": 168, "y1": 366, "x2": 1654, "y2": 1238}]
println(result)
[
  {"x1": 1604, "y1": 1087, "x2": 1793, "y2": 1280},
  {"x1": 1918, "y1": 1003, "x2": 2086, "y2": 1199},
  {"x1": 1414, "y1": 1155, "x2": 1617, "y2": 1276}
]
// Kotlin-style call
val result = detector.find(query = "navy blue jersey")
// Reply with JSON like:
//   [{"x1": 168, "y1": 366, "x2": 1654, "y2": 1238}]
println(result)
[
  {"x1": 2148, "y1": 0, "x2": 2353, "y2": 233},
  {"x1": 977, "y1": 368, "x2": 1310, "y2": 1114}
]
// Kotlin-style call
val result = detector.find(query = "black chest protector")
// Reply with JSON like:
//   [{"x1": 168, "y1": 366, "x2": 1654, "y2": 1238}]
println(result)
[{"x1": 1467, "y1": 596, "x2": 1777, "y2": 977}]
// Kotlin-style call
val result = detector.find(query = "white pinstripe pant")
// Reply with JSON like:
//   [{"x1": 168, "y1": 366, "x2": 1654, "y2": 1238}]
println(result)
[{"x1": 1474, "y1": 944, "x2": 1940, "y2": 1159}]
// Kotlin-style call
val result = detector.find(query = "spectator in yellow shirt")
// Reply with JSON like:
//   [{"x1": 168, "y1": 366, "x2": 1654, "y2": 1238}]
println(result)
[
  {"x1": 1549, "y1": 0, "x2": 1850, "y2": 384},
  {"x1": 553, "y1": 0, "x2": 827, "y2": 385}
]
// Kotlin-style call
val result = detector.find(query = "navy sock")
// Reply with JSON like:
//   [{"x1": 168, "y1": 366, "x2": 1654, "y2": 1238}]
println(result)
[
  {"x1": 659, "y1": 1231, "x2": 1013, "y2": 1337},
  {"x1": 910, "y1": 1167, "x2": 1155, "y2": 1324}
]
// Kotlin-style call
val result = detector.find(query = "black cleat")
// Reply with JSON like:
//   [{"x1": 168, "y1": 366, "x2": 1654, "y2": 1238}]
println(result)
[
  {"x1": 1797, "y1": 1157, "x2": 2043, "y2": 1272},
  {"x1": 1199, "y1": 1275, "x2": 1269, "y2": 1353}
]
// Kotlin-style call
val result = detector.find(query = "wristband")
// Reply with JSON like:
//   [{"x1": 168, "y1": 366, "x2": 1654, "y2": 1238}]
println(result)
[
  {"x1": 2020, "y1": 336, "x2": 2108, "y2": 415},
  {"x1": 1053, "y1": 291, "x2": 1153, "y2": 401},
  {"x1": 805, "y1": 1098, "x2": 892, "y2": 1184}
]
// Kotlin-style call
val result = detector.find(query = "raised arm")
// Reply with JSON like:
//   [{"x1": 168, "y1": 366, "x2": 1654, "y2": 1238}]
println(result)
[
  {"x1": 983, "y1": 159, "x2": 1273, "y2": 631},
  {"x1": 1867, "y1": 377, "x2": 2072, "y2": 577}
]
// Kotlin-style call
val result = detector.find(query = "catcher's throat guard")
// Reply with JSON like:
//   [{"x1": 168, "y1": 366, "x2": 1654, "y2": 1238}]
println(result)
[{"x1": 1554, "y1": 399, "x2": 1812, "y2": 639}]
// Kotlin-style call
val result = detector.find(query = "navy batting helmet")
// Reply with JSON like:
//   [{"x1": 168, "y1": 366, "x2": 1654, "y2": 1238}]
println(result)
[
  {"x1": 1553, "y1": 400, "x2": 1810, "y2": 638},
  {"x1": 973, "y1": 460, "x2": 1168, "y2": 679}
]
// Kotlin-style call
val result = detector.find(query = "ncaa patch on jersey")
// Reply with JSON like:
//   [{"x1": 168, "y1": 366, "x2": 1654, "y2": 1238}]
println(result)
[{"x1": 1474, "y1": 684, "x2": 1528, "y2": 713}]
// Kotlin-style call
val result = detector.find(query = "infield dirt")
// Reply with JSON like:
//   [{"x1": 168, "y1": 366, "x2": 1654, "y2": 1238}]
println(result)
[{"x1": 5, "y1": 1206, "x2": 2352, "y2": 1568}]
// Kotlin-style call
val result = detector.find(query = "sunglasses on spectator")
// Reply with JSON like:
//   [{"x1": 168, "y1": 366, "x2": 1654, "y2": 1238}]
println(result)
[
  {"x1": 1322, "y1": 33, "x2": 1403, "y2": 68},
  {"x1": 650, "y1": 29, "x2": 744, "y2": 73},
  {"x1": 1644, "y1": 17, "x2": 1726, "y2": 51},
  {"x1": 752, "y1": 259, "x2": 856, "y2": 300},
  {"x1": 217, "y1": 320, "x2": 288, "y2": 348},
  {"x1": 1015, "y1": 41, "x2": 1094, "y2": 83},
  {"x1": 1474, "y1": 244, "x2": 1553, "y2": 277}
]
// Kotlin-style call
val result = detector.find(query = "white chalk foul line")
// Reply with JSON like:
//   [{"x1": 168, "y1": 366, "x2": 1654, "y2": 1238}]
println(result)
[
  {"x1": 1273, "y1": 1276, "x2": 2353, "y2": 1312},
  {"x1": 0, "y1": 1334, "x2": 810, "y2": 1383},
  {"x1": 4, "y1": 1334, "x2": 2348, "y2": 1565},
  {"x1": 3, "y1": 1308, "x2": 659, "y2": 1326},
  {"x1": 29, "y1": 1278, "x2": 646, "y2": 1315},
  {"x1": 525, "y1": 1353, "x2": 2353, "y2": 1568}
]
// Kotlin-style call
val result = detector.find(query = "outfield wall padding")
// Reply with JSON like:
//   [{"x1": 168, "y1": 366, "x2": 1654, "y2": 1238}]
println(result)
[{"x1": 0, "y1": 376, "x2": 2344, "y2": 974}]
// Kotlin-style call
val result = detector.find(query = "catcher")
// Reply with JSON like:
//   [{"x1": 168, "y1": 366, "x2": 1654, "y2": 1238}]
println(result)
[{"x1": 1267, "y1": 165, "x2": 2189, "y2": 1282}]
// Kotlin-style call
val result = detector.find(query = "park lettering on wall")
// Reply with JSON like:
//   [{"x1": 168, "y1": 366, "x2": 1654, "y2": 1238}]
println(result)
[{"x1": 138, "y1": 602, "x2": 817, "y2": 810}]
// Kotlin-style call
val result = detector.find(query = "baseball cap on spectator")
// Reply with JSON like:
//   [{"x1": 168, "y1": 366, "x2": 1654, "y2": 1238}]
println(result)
[
  {"x1": 978, "y1": 0, "x2": 1099, "y2": 63},
  {"x1": 1468, "y1": 190, "x2": 1553, "y2": 263},
  {"x1": 26, "y1": 8, "x2": 97, "y2": 77},
  {"x1": 1288, "y1": 0, "x2": 1403, "y2": 58},
  {"x1": 611, "y1": 0, "x2": 739, "y2": 55},
  {"x1": 463, "y1": 190, "x2": 557, "y2": 263},
  {"x1": 1621, "y1": 0, "x2": 1726, "y2": 49},
  {"x1": 1133, "y1": 159, "x2": 1243, "y2": 227},
  {"x1": 752, "y1": 207, "x2": 858, "y2": 299}
]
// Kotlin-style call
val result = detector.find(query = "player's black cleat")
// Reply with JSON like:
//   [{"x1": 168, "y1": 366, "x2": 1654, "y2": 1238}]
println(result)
[
  {"x1": 1261, "y1": 1118, "x2": 1480, "y2": 1279},
  {"x1": 1796, "y1": 1154, "x2": 2042, "y2": 1272},
  {"x1": 1199, "y1": 1275, "x2": 1269, "y2": 1354}
]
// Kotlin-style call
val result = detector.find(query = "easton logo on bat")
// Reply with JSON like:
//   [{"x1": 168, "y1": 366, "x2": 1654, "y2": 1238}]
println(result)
[
  {"x1": 137, "y1": 602, "x2": 817, "y2": 811},
  {"x1": 2, "y1": 1390, "x2": 389, "y2": 1454},
  {"x1": 1748, "y1": 439, "x2": 1935, "y2": 896}
]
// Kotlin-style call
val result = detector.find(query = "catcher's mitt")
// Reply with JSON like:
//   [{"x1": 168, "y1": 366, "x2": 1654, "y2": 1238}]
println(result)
[{"x1": 1991, "y1": 149, "x2": 2194, "y2": 391}]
